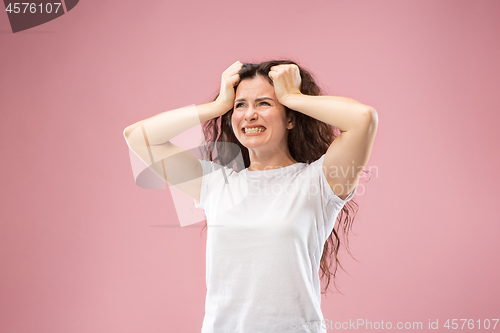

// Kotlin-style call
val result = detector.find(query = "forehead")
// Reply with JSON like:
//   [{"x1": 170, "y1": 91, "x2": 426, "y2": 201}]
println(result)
[{"x1": 235, "y1": 76, "x2": 275, "y2": 99}]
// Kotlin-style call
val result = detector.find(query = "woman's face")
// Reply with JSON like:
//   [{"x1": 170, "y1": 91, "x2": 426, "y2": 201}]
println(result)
[{"x1": 231, "y1": 75, "x2": 293, "y2": 151}]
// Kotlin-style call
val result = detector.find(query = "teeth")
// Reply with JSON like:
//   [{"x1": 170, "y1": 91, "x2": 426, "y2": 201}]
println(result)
[{"x1": 245, "y1": 127, "x2": 266, "y2": 133}]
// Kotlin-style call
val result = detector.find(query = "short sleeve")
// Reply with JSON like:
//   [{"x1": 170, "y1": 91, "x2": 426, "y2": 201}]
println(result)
[
  {"x1": 311, "y1": 153, "x2": 358, "y2": 206},
  {"x1": 193, "y1": 159, "x2": 230, "y2": 210}
]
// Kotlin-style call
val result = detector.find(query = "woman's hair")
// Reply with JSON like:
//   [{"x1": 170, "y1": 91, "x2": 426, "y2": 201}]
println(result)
[{"x1": 198, "y1": 59, "x2": 370, "y2": 295}]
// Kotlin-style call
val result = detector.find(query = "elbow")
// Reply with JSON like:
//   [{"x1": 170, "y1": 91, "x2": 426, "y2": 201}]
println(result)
[
  {"x1": 123, "y1": 127, "x2": 131, "y2": 141},
  {"x1": 123, "y1": 122, "x2": 142, "y2": 141},
  {"x1": 363, "y1": 107, "x2": 378, "y2": 126},
  {"x1": 355, "y1": 107, "x2": 378, "y2": 134}
]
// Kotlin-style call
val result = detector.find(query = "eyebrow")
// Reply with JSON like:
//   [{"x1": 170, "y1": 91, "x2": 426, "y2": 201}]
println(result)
[{"x1": 234, "y1": 97, "x2": 274, "y2": 103}]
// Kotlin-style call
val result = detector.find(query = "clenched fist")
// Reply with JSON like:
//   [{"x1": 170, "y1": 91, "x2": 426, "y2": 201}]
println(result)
[
  {"x1": 268, "y1": 64, "x2": 303, "y2": 105},
  {"x1": 215, "y1": 61, "x2": 243, "y2": 113}
]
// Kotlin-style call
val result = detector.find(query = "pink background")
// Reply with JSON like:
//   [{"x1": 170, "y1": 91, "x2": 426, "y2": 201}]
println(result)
[{"x1": 1, "y1": 1, "x2": 499, "y2": 332}]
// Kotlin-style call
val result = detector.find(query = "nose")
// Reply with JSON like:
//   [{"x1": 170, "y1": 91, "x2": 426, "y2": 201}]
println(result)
[{"x1": 244, "y1": 105, "x2": 258, "y2": 121}]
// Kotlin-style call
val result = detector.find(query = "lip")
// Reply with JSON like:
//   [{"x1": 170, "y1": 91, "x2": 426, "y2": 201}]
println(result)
[{"x1": 241, "y1": 125, "x2": 267, "y2": 136}]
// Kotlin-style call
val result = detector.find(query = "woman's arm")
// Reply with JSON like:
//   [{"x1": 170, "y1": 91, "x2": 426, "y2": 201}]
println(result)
[
  {"x1": 122, "y1": 61, "x2": 243, "y2": 203},
  {"x1": 280, "y1": 94, "x2": 375, "y2": 132},
  {"x1": 269, "y1": 64, "x2": 378, "y2": 200},
  {"x1": 123, "y1": 101, "x2": 225, "y2": 145}
]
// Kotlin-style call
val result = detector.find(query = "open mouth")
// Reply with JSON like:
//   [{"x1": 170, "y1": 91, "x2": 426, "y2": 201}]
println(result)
[{"x1": 242, "y1": 126, "x2": 267, "y2": 134}]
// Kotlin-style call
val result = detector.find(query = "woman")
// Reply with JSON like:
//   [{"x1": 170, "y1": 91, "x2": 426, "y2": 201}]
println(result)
[{"x1": 123, "y1": 59, "x2": 378, "y2": 333}]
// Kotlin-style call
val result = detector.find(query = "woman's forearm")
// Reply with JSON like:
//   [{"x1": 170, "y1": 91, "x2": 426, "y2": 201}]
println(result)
[
  {"x1": 123, "y1": 101, "x2": 225, "y2": 146},
  {"x1": 282, "y1": 94, "x2": 376, "y2": 132}
]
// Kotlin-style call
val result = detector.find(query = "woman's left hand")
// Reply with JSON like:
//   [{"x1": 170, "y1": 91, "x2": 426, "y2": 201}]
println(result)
[{"x1": 268, "y1": 64, "x2": 303, "y2": 106}]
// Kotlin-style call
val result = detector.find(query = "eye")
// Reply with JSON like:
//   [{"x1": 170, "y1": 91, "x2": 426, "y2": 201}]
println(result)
[
  {"x1": 235, "y1": 102, "x2": 245, "y2": 108},
  {"x1": 260, "y1": 101, "x2": 271, "y2": 106}
]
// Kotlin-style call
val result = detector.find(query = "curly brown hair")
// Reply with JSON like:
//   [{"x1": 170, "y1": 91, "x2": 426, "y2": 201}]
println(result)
[{"x1": 197, "y1": 59, "x2": 370, "y2": 295}]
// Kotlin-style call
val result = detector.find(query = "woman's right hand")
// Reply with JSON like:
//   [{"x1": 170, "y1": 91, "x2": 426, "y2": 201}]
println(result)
[{"x1": 215, "y1": 61, "x2": 243, "y2": 113}]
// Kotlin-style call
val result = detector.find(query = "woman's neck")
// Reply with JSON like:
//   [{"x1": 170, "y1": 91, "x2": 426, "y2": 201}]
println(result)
[{"x1": 247, "y1": 150, "x2": 298, "y2": 171}]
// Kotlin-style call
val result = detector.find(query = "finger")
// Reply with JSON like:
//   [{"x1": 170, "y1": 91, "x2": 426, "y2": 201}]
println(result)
[
  {"x1": 269, "y1": 67, "x2": 279, "y2": 74},
  {"x1": 224, "y1": 61, "x2": 242, "y2": 74},
  {"x1": 229, "y1": 73, "x2": 240, "y2": 85},
  {"x1": 231, "y1": 61, "x2": 242, "y2": 69},
  {"x1": 232, "y1": 73, "x2": 240, "y2": 81},
  {"x1": 230, "y1": 62, "x2": 243, "y2": 73},
  {"x1": 224, "y1": 65, "x2": 242, "y2": 78}
]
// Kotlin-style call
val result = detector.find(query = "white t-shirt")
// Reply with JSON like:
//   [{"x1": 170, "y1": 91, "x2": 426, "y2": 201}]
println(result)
[{"x1": 194, "y1": 153, "x2": 357, "y2": 333}]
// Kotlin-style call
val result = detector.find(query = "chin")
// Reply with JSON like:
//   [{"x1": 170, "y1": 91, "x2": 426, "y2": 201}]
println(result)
[{"x1": 239, "y1": 141, "x2": 261, "y2": 149}]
